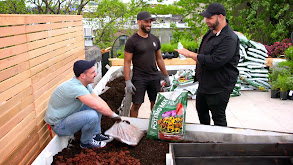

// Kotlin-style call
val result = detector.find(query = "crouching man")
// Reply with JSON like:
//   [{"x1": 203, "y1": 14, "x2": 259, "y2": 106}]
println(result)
[{"x1": 44, "y1": 60, "x2": 121, "y2": 148}]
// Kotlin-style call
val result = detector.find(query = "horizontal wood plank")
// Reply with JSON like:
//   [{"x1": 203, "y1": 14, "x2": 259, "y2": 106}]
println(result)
[
  {"x1": 0, "y1": 52, "x2": 29, "y2": 71},
  {"x1": 29, "y1": 40, "x2": 83, "y2": 68},
  {"x1": 0, "y1": 14, "x2": 82, "y2": 26},
  {"x1": 0, "y1": 94, "x2": 33, "y2": 127},
  {"x1": 0, "y1": 87, "x2": 33, "y2": 117},
  {"x1": 36, "y1": 108, "x2": 47, "y2": 125},
  {"x1": 30, "y1": 43, "x2": 83, "y2": 85},
  {"x1": 0, "y1": 34, "x2": 27, "y2": 48},
  {"x1": 27, "y1": 30, "x2": 83, "y2": 51},
  {"x1": 26, "y1": 26, "x2": 81, "y2": 41},
  {"x1": 0, "y1": 61, "x2": 30, "y2": 82},
  {"x1": 0, "y1": 25, "x2": 26, "y2": 37},
  {"x1": 0, "y1": 70, "x2": 30, "y2": 94},
  {"x1": 28, "y1": 35, "x2": 84, "y2": 60},
  {"x1": 0, "y1": 127, "x2": 39, "y2": 165},
  {"x1": 0, "y1": 43, "x2": 29, "y2": 60},
  {"x1": 0, "y1": 99, "x2": 34, "y2": 138},
  {"x1": 0, "y1": 112, "x2": 36, "y2": 162},
  {"x1": 0, "y1": 78, "x2": 31, "y2": 104},
  {"x1": 30, "y1": 44, "x2": 84, "y2": 76},
  {"x1": 25, "y1": 21, "x2": 82, "y2": 34}
]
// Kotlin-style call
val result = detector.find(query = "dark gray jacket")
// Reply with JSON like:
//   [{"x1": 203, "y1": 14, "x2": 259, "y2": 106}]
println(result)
[{"x1": 196, "y1": 24, "x2": 240, "y2": 94}]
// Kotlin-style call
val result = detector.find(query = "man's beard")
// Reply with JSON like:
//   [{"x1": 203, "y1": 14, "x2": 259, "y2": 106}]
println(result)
[
  {"x1": 208, "y1": 19, "x2": 219, "y2": 31},
  {"x1": 141, "y1": 25, "x2": 151, "y2": 34}
]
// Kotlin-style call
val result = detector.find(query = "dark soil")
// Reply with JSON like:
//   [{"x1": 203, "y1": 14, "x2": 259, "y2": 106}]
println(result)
[{"x1": 52, "y1": 76, "x2": 193, "y2": 165}]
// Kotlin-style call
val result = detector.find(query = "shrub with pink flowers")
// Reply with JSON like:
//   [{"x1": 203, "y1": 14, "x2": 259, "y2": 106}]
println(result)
[{"x1": 264, "y1": 38, "x2": 292, "y2": 58}]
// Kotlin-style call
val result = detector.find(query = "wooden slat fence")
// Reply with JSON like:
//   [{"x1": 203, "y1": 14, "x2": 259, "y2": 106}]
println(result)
[{"x1": 0, "y1": 14, "x2": 85, "y2": 164}]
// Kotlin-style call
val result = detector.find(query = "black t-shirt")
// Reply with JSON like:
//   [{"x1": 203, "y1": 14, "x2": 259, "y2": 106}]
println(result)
[{"x1": 124, "y1": 33, "x2": 161, "y2": 80}]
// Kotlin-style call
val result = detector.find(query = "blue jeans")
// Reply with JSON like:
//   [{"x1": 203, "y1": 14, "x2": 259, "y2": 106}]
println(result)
[{"x1": 52, "y1": 105, "x2": 102, "y2": 144}]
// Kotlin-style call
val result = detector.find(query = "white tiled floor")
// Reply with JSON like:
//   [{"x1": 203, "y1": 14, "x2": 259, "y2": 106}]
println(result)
[{"x1": 138, "y1": 90, "x2": 293, "y2": 133}]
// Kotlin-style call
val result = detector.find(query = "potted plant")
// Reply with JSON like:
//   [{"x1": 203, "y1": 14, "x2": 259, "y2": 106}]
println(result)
[
  {"x1": 161, "y1": 43, "x2": 171, "y2": 59},
  {"x1": 161, "y1": 43, "x2": 169, "y2": 54},
  {"x1": 278, "y1": 75, "x2": 289, "y2": 100},
  {"x1": 179, "y1": 39, "x2": 199, "y2": 53},
  {"x1": 287, "y1": 76, "x2": 293, "y2": 100},
  {"x1": 269, "y1": 80, "x2": 280, "y2": 98}
]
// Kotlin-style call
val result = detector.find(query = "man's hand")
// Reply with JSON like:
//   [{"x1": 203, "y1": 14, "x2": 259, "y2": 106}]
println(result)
[
  {"x1": 163, "y1": 75, "x2": 170, "y2": 87},
  {"x1": 125, "y1": 80, "x2": 136, "y2": 95},
  {"x1": 111, "y1": 113, "x2": 122, "y2": 123},
  {"x1": 174, "y1": 48, "x2": 198, "y2": 61}
]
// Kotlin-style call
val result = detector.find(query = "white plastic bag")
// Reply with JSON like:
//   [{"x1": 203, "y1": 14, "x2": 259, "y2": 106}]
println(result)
[{"x1": 105, "y1": 120, "x2": 145, "y2": 146}]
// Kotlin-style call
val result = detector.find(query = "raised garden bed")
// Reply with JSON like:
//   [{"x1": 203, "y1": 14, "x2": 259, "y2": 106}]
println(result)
[
  {"x1": 34, "y1": 67, "x2": 293, "y2": 165},
  {"x1": 51, "y1": 76, "x2": 193, "y2": 165}
]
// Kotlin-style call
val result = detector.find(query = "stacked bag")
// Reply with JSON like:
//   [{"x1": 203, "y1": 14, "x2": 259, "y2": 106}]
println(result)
[{"x1": 233, "y1": 32, "x2": 271, "y2": 95}]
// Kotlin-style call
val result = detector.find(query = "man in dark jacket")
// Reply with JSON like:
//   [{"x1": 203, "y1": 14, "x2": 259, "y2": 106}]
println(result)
[{"x1": 175, "y1": 3, "x2": 240, "y2": 126}]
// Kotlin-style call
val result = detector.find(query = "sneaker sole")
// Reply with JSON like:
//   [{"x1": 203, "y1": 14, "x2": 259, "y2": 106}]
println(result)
[{"x1": 80, "y1": 141, "x2": 107, "y2": 148}]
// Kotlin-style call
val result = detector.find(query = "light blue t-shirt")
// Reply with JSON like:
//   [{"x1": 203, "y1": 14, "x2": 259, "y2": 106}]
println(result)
[{"x1": 44, "y1": 77, "x2": 93, "y2": 125}]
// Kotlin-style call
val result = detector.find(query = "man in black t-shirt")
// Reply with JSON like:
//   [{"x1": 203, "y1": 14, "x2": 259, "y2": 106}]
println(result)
[
  {"x1": 124, "y1": 11, "x2": 170, "y2": 117},
  {"x1": 175, "y1": 3, "x2": 240, "y2": 126}
]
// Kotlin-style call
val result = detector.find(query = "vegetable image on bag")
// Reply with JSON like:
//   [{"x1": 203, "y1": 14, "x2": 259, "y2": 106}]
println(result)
[{"x1": 147, "y1": 91, "x2": 188, "y2": 141}]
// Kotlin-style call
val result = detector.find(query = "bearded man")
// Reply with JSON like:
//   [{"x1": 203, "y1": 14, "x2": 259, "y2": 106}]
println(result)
[
  {"x1": 124, "y1": 11, "x2": 170, "y2": 117},
  {"x1": 175, "y1": 3, "x2": 240, "y2": 126}
]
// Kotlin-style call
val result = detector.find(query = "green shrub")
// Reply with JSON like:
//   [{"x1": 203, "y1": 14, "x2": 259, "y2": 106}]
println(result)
[
  {"x1": 270, "y1": 67, "x2": 291, "y2": 81},
  {"x1": 285, "y1": 46, "x2": 293, "y2": 61},
  {"x1": 287, "y1": 77, "x2": 293, "y2": 90},
  {"x1": 277, "y1": 60, "x2": 293, "y2": 74},
  {"x1": 161, "y1": 43, "x2": 176, "y2": 53},
  {"x1": 269, "y1": 80, "x2": 279, "y2": 90},
  {"x1": 117, "y1": 46, "x2": 125, "y2": 59},
  {"x1": 277, "y1": 75, "x2": 289, "y2": 91},
  {"x1": 179, "y1": 38, "x2": 199, "y2": 51}
]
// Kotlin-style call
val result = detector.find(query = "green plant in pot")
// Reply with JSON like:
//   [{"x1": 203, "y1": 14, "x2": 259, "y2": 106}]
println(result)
[
  {"x1": 179, "y1": 39, "x2": 199, "y2": 53},
  {"x1": 269, "y1": 80, "x2": 280, "y2": 98},
  {"x1": 287, "y1": 76, "x2": 293, "y2": 100},
  {"x1": 270, "y1": 67, "x2": 291, "y2": 81},
  {"x1": 161, "y1": 43, "x2": 169, "y2": 54},
  {"x1": 161, "y1": 43, "x2": 176, "y2": 59},
  {"x1": 277, "y1": 75, "x2": 290, "y2": 100}
]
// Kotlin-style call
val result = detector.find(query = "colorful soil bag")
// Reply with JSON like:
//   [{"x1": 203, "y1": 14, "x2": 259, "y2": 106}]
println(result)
[{"x1": 147, "y1": 91, "x2": 188, "y2": 141}]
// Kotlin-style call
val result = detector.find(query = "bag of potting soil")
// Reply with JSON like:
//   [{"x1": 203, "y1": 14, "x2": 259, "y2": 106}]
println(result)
[
  {"x1": 147, "y1": 91, "x2": 188, "y2": 141},
  {"x1": 172, "y1": 70, "x2": 194, "y2": 85},
  {"x1": 105, "y1": 120, "x2": 144, "y2": 146}
]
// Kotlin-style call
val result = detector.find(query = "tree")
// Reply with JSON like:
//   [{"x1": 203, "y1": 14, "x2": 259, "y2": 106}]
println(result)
[
  {"x1": 146, "y1": 4, "x2": 184, "y2": 15},
  {"x1": 27, "y1": 0, "x2": 90, "y2": 14},
  {"x1": 84, "y1": 0, "x2": 149, "y2": 48},
  {"x1": 0, "y1": 0, "x2": 28, "y2": 14},
  {"x1": 175, "y1": 0, "x2": 293, "y2": 45},
  {"x1": 231, "y1": 0, "x2": 293, "y2": 45}
]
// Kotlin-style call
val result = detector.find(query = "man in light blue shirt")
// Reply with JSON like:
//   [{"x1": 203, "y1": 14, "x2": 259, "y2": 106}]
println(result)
[{"x1": 44, "y1": 60, "x2": 121, "y2": 148}]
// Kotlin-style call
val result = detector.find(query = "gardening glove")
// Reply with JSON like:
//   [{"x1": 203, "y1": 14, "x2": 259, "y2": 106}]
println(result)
[
  {"x1": 125, "y1": 80, "x2": 136, "y2": 95},
  {"x1": 111, "y1": 113, "x2": 122, "y2": 123},
  {"x1": 163, "y1": 75, "x2": 171, "y2": 87}
]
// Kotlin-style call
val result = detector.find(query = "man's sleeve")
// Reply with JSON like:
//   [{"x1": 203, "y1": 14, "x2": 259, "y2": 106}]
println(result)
[
  {"x1": 72, "y1": 85, "x2": 91, "y2": 99},
  {"x1": 197, "y1": 36, "x2": 237, "y2": 70},
  {"x1": 124, "y1": 38, "x2": 134, "y2": 53}
]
